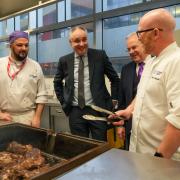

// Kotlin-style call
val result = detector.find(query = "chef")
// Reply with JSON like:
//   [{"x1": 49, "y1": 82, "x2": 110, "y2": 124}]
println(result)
[{"x1": 0, "y1": 31, "x2": 48, "y2": 127}]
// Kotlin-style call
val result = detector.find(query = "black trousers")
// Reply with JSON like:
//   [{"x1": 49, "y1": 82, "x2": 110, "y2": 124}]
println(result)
[{"x1": 69, "y1": 106, "x2": 107, "y2": 141}]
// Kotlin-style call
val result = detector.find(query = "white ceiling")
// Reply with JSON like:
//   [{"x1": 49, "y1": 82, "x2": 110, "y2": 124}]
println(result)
[{"x1": 0, "y1": 0, "x2": 53, "y2": 19}]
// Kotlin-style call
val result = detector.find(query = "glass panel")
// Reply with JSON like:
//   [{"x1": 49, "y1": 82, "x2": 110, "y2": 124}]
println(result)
[
  {"x1": 58, "y1": 0, "x2": 65, "y2": 22},
  {"x1": 7, "y1": 18, "x2": 14, "y2": 35},
  {"x1": 96, "y1": 0, "x2": 102, "y2": 13},
  {"x1": 38, "y1": 28, "x2": 70, "y2": 75},
  {"x1": 66, "y1": 0, "x2": 93, "y2": 20},
  {"x1": 175, "y1": 4, "x2": 180, "y2": 17},
  {"x1": 0, "y1": 20, "x2": 7, "y2": 37},
  {"x1": 103, "y1": 0, "x2": 143, "y2": 11},
  {"x1": 15, "y1": 13, "x2": 29, "y2": 31},
  {"x1": 104, "y1": 15, "x2": 129, "y2": 29},
  {"x1": 29, "y1": 10, "x2": 37, "y2": 29},
  {"x1": 103, "y1": 14, "x2": 139, "y2": 73},
  {"x1": 129, "y1": 13, "x2": 141, "y2": 25},
  {"x1": 164, "y1": 5, "x2": 180, "y2": 30},
  {"x1": 29, "y1": 35, "x2": 37, "y2": 60},
  {"x1": 38, "y1": 22, "x2": 93, "y2": 75},
  {"x1": 15, "y1": 16, "x2": 20, "y2": 31},
  {"x1": 38, "y1": 4, "x2": 57, "y2": 27},
  {"x1": 175, "y1": 5, "x2": 180, "y2": 30},
  {"x1": 0, "y1": 41, "x2": 9, "y2": 57},
  {"x1": 95, "y1": 21, "x2": 102, "y2": 49}
]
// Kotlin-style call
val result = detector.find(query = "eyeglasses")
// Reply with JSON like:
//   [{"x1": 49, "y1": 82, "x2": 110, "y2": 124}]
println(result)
[{"x1": 136, "y1": 28, "x2": 163, "y2": 38}]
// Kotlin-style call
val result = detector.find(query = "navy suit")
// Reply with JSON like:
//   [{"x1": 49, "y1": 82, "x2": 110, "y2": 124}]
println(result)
[
  {"x1": 119, "y1": 61, "x2": 139, "y2": 149},
  {"x1": 54, "y1": 48, "x2": 120, "y2": 141}
]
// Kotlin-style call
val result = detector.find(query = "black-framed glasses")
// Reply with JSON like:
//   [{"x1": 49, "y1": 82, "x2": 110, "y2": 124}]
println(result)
[{"x1": 136, "y1": 28, "x2": 163, "y2": 38}]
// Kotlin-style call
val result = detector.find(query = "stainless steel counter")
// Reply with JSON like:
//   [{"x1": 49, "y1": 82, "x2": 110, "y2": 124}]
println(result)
[{"x1": 57, "y1": 148, "x2": 180, "y2": 180}]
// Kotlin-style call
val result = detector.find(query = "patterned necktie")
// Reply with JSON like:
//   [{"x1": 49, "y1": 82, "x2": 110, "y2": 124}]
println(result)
[
  {"x1": 78, "y1": 56, "x2": 85, "y2": 109},
  {"x1": 137, "y1": 62, "x2": 144, "y2": 80}
]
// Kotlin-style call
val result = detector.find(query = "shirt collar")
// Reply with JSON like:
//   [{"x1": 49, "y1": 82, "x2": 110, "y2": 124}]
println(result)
[
  {"x1": 9, "y1": 55, "x2": 27, "y2": 66},
  {"x1": 74, "y1": 52, "x2": 87, "y2": 59},
  {"x1": 158, "y1": 42, "x2": 177, "y2": 58}
]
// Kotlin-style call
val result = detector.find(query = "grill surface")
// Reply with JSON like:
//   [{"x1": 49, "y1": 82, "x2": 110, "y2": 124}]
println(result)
[{"x1": 0, "y1": 123, "x2": 110, "y2": 179}]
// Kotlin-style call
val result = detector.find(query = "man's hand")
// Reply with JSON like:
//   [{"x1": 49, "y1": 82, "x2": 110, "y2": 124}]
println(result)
[
  {"x1": 0, "y1": 112, "x2": 12, "y2": 121},
  {"x1": 108, "y1": 112, "x2": 125, "y2": 126},
  {"x1": 117, "y1": 126, "x2": 125, "y2": 140},
  {"x1": 108, "y1": 108, "x2": 132, "y2": 126}
]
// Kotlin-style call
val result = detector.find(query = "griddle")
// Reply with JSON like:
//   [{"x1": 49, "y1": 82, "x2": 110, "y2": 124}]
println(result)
[{"x1": 0, "y1": 123, "x2": 110, "y2": 179}]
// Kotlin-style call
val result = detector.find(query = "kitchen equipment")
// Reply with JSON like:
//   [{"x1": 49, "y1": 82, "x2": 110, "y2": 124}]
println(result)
[
  {"x1": 0, "y1": 122, "x2": 110, "y2": 179},
  {"x1": 90, "y1": 105, "x2": 114, "y2": 115},
  {"x1": 83, "y1": 115, "x2": 124, "y2": 122},
  {"x1": 82, "y1": 105, "x2": 125, "y2": 122}
]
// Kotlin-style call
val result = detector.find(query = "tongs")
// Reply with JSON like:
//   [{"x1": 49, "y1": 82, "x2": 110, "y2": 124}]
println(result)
[{"x1": 83, "y1": 105, "x2": 124, "y2": 122}]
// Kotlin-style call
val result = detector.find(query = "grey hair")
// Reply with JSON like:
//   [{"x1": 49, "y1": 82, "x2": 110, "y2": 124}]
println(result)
[
  {"x1": 126, "y1": 32, "x2": 137, "y2": 40},
  {"x1": 69, "y1": 26, "x2": 88, "y2": 40}
]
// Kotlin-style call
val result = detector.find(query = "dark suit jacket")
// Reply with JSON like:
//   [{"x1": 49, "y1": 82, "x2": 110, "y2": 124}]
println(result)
[
  {"x1": 118, "y1": 61, "x2": 139, "y2": 134},
  {"x1": 54, "y1": 48, "x2": 120, "y2": 115}
]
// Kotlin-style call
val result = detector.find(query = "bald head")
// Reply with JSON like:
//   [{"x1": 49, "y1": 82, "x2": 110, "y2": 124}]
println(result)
[
  {"x1": 138, "y1": 8, "x2": 176, "y2": 56},
  {"x1": 139, "y1": 8, "x2": 175, "y2": 32}
]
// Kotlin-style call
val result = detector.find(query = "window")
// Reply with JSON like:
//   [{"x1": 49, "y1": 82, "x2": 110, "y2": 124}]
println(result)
[
  {"x1": 129, "y1": 13, "x2": 142, "y2": 25},
  {"x1": 58, "y1": 0, "x2": 65, "y2": 22},
  {"x1": 0, "y1": 20, "x2": 6, "y2": 36},
  {"x1": 15, "y1": 13, "x2": 29, "y2": 31},
  {"x1": 7, "y1": 18, "x2": 14, "y2": 35},
  {"x1": 103, "y1": 14, "x2": 139, "y2": 72},
  {"x1": 29, "y1": 35, "x2": 37, "y2": 60},
  {"x1": 96, "y1": 0, "x2": 102, "y2": 13},
  {"x1": 66, "y1": 0, "x2": 93, "y2": 20},
  {"x1": 29, "y1": 10, "x2": 37, "y2": 29},
  {"x1": 0, "y1": 41, "x2": 9, "y2": 57},
  {"x1": 38, "y1": 28, "x2": 70, "y2": 75},
  {"x1": 38, "y1": 4, "x2": 57, "y2": 27},
  {"x1": 104, "y1": 16, "x2": 129, "y2": 29},
  {"x1": 103, "y1": 0, "x2": 143, "y2": 11}
]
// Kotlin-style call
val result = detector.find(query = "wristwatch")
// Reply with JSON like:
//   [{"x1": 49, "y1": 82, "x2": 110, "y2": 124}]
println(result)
[{"x1": 154, "y1": 151, "x2": 164, "y2": 157}]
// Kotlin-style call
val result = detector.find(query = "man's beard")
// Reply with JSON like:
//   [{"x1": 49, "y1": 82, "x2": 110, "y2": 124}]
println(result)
[{"x1": 13, "y1": 50, "x2": 28, "y2": 61}]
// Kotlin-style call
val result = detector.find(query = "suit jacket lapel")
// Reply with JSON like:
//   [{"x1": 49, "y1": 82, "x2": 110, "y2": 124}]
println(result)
[
  {"x1": 67, "y1": 53, "x2": 74, "y2": 85},
  {"x1": 131, "y1": 63, "x2": 139, "y2": 96},
  {"x1": 127, "y1": 62, "x2": 137, "y2": 93},
  {"x1": 132, "y1": 63, "x2": 139, "y2": 84}
]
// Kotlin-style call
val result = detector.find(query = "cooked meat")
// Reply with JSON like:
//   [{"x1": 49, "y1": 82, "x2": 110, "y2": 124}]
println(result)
[
  {"x1": 7, "y1": 141, "x2": 33, "y2": 155},
  {"x1": 0, "y1": 142, "x2": 50, "y2": 180},
  {"x1": 0, "y1": 152, "x2": 22, "y2": 170}
]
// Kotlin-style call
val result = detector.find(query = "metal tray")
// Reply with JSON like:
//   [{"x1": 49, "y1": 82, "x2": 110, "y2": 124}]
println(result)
[{"x1": 0, "y1": 123, "x2": 110, "y2": 179}]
